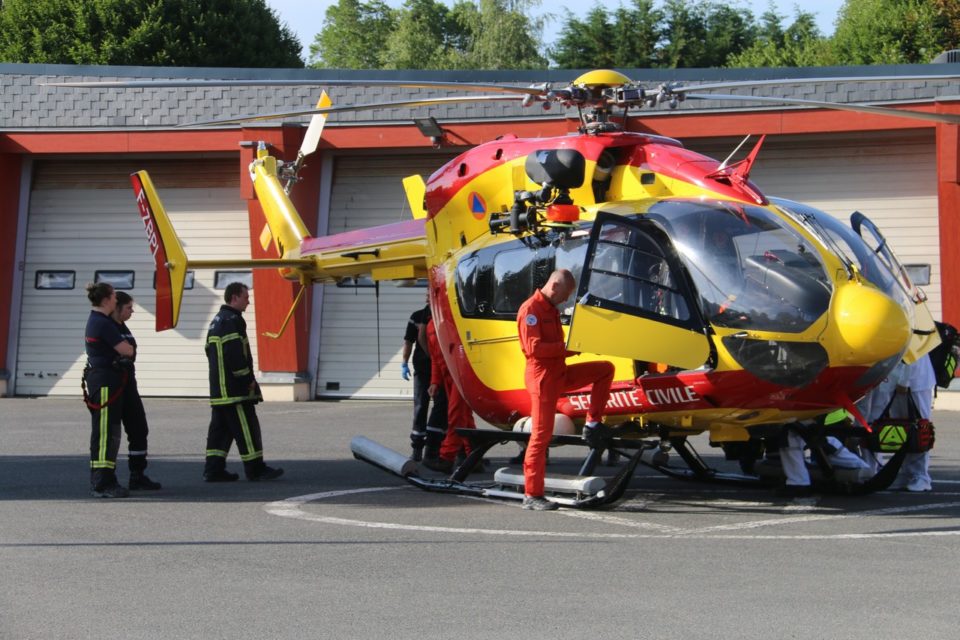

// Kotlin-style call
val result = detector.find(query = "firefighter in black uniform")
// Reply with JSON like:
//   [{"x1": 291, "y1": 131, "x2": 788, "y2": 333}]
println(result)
[
  {"x1": 111, "y1": 291, "x2": 161, "y2": 491},
  {"x1": 202, "y1": 282, "x2": 283, "y2": 482},
  {"x1": 401, "y1": 299, "x2": 447, "y2": 461},
  {"x1": 83, "y1": 282, "x2": 135, "y2": 498}
]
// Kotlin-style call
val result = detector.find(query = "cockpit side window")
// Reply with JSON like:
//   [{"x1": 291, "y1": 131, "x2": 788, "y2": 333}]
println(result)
[
  {"x1": 456, "y1": 255, "x2": 479, "y2": 315},
  {"x1": 585, "y1": 221, "x2": 690, "y2": 322}
]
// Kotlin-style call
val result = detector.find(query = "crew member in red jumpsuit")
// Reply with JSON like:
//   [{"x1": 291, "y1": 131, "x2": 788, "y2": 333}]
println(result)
[
  {"x1": 422, "y1": 315, "x2": 477, "y2": 473},
  {"x1": 517, "y1": 269, "x2": 615, "y2": 511}
]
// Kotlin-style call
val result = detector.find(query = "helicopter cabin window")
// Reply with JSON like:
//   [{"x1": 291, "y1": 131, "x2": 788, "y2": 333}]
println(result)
[
  {"x1": 456, "y1": 256, "x2": 479, "y2": 314},
  {"x1": 554, "y1": 233, "x2": 588, "y2": 316},
  {"x1": 493, "y1": 246, "x2": 535, "y2": 314},
  {"x1": 584, "y1": 221, "x2": 690, "y2": 322},
  {"x1": 649, "y1": 200, "x2": 830, "y2": 333},
  {"x1": 456, "y1": 239, "x2": 559, "y2": 319},
  {"x1": 770, "y1": 198, "x2": 913, "y2": 315}
]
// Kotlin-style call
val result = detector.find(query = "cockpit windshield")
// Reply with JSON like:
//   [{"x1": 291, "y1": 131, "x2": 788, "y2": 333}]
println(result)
[
  {"x1": 771, "y1": 198, "x2": 915, "y2": 324},
  {"x1": 646, "y1": 200, "x2": 832, "y2": 332}
]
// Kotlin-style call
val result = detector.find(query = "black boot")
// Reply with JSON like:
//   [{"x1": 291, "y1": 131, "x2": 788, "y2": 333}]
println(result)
[
  {"x1": 203, "y1": 456, "x2": 239, "y2": 482},
  {"x1": 90, "y1": 469, "x2": 128, "y2": 498},
  {"x1": 411, "y1": 443, "x2": 424, "y2": 462},
  {"x1": 245, "y1": 460, "x2": 284, "y2": 481},
  {"x1": 129, "y1": 472, "x2": 162, "y2": 490},
  {"x1": 129, "y1": 455, "x2": 161, "y2": 490}
]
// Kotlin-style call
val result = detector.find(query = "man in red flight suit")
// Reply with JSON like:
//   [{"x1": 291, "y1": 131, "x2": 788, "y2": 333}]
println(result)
[
  {"x1": 517, "y1": 269, "x2": 615, "y2": 511},
  {"x1": 422, "y1": 315, "x2": 477, "y2": 473}
]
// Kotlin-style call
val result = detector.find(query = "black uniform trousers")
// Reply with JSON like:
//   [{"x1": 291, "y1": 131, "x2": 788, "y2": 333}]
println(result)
[
  {"x1": 86, "y1": 366, "x2": 125, "y2": 490},
  {"x1": 204, "y1": 402, "x2": 266, "y2": 477},
  {"x1": 412, "y1": 368, "x2": 448, "y2": 454},
  {"x1": 120, "y1": 376, "x2": 150, "y2": 473}
]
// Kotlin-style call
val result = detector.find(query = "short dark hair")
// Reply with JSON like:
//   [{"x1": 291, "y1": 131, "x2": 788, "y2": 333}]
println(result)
[
  {"x1": 224, "y1": 282, "x2": 248, "y2": 304},
  {"x1": 86, "y1": 282, "x2": 114, "y2": 306},
  {"x1": 115, "y1": 291, "x2": 133, "y2": 307}
]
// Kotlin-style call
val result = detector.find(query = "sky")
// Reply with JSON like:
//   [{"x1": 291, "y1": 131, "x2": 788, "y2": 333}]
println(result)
[{"x1": 266, "y1": 0, "x2": 847, "y2": 63}]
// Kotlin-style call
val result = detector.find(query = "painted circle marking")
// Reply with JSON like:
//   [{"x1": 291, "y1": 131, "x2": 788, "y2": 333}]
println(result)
[{"x1": 264, "y1": 486, "x2": 960, "y2": 540}]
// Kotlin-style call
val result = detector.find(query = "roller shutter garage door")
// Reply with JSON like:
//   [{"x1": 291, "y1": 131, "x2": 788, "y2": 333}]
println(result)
[
  {"x1": 688, "y1": 130, "x2": 942, "y2": 319},
  {"x1": 16, "y1": 157, "x2": 259, "y2": 397},
  {"x1": 315, "y1": 153, "x2": 455, "y2": 398}
]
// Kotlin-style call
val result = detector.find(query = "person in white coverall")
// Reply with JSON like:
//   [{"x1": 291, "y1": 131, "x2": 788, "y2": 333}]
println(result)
[{"x1": 890, "y1": 355, "x2": 935, "y2": 492}]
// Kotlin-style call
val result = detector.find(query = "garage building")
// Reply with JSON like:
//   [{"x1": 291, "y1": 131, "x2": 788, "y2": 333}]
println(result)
[{"x1": 1, "y1": 63, "x2": 958, "y2": 400}]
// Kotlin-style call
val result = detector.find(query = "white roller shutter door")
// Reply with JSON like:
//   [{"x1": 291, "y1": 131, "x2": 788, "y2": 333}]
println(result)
[
  {"x1": 315, "y1": 153, "x2": 454, "y2": 398},
  {"x1": 16, "y1": 157, "x2": 259, "y2": 397},
  {"x1": 688, "y1": 130, "x2": 941, "y2": 319}
]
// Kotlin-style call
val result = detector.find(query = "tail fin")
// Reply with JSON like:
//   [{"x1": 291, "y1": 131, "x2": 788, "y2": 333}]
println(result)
[
  {"x1": 249, "y1": 144, "x2": 311, "y2": 267},
  {"x1": 131, "y1": 171, "x2": 189, "y2": 331}
]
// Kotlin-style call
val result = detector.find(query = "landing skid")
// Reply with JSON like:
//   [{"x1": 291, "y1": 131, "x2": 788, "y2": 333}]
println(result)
[
  {"x1": 351, "y1": 428, "x2": 658, "y2": 509},
  {"x1": 351, "y1": 423, "x2": 915, "y2": 508}
]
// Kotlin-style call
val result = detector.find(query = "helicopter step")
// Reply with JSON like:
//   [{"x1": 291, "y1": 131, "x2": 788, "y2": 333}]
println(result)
[
  {"x1": 492, "y1": 467, "x2": 607, "y2": 499},
  {"x1": 350, "y1": 431, "x2": 650, "y2": 508}
]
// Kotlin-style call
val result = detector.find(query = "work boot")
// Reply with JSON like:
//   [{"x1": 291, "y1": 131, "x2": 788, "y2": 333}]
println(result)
[
  {"x1": 203, "y1": 469, "x2": 240, "y2": 483},
  {"x1": 522, "y1": 495, "x2": 559, "y2": 511},
  {"x1": 247, "y1": 465, "x2": 284, "y2": 481},
  {"x1": 422, "y1": 456, "x2": 453, "y2": 473},
  {"x1": 411, "y1": 444, "x2": 424, "y2": 462},
  {"x1": 582, "y1": 423, "x2": 613, "y2": 448},
  {"x1": 129, "y1": 472, "x2": 162, "y2": 491},
  {"x1": 91, "y1": 484, "x2": 130, "y2": 499}
]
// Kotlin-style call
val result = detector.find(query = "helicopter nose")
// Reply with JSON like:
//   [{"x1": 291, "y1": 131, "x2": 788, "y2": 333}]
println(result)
[{"x1": 829, "y1": 282, "x2": 910, "y2": 366}]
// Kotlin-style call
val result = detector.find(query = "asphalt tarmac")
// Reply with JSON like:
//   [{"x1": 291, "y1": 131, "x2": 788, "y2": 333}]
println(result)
[{"x1": 2, "y1": 397, "x2": 960, "y2": 640}]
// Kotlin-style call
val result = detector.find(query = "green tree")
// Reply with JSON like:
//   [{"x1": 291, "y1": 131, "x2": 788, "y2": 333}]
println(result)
[
  {"x1": 0, "y1": 0, "x2": 303, "y2": 67},
  {"x1": 727, "y1": 7, "x2": 833, "y2": 67},
  {"x1": 701, "y1": 3, "x2": 755, "y2": 67},
  {"x1": 383, "y1": 0, "x2": 453, "y2": 69},
  {"x1": 933, "y1": 0, "x2": 960, "y2": 49},
  {"x1": 309, "y1": 0, "x2": 397, "y2": 69},
  {"x1": 465, "y1": 0, "x2": 548, "y2": 69},
  {"x1": 550, "y1": 0, "x2": 661, "y2": 69},
  {"x1": 831, "y1": 0, "x2": 947, "y2": 64},
  {"x1": 659, "y1": 0, "x2": 708, "y2": 68}
]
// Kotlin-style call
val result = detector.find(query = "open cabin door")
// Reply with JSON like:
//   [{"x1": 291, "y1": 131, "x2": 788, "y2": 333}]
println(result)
[
  {"x1": 566, "y1": 212, "x2": 711, "y2": 370},
  {"x1": 851, "y1": 211, "x2": 939, "y2": 363}
]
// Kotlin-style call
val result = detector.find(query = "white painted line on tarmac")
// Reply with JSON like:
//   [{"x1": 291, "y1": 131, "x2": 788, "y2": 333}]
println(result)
[{"x1": 264, "y1": 486, "x2": 960, "y2": 541}]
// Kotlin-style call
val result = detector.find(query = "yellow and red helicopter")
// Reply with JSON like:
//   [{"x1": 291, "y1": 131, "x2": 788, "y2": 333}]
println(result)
[{"x1": 73, "y1": 69, "x2": 957, "y2": 506}]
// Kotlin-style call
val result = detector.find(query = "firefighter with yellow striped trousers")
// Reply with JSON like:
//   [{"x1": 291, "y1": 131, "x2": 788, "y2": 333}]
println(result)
[
  {"x1": 83, "y1": 282, "x2": 135, "y2": 498},
  {"x1": 203, "y1": 282, "x2": 283, "y2": 482}
]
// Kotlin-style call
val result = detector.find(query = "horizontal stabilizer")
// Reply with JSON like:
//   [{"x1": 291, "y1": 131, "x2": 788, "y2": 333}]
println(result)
[{"x1": 301, "y1": 219, "x2": 428, "y2": 282}]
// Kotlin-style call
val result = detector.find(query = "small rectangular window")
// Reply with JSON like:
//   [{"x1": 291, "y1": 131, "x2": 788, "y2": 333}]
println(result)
[
  {"x1": 35, "y1": 271, "x2": 75, "y2": 290},
  {"x1": 214, "y1": 271, "x2": 253, "y2": 290},
  {"x1": 904, "y1": 264, "x2": 931, "y2": 287},
  {"x1": 94, "y1": 270, "x2": 135, "y2": 290},
  {"x1": 153, "y1": 270, "x2": 195, "y2": 290}
]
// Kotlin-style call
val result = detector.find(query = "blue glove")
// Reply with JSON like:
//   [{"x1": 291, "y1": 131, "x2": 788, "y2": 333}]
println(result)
[{"x1": 401, "y1": 362, "x2": 411, "y2": 381}]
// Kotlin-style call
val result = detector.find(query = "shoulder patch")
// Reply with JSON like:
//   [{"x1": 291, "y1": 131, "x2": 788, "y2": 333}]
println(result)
[{"x1": 525, "y1": 314, "x2": 538, "y2": 326}]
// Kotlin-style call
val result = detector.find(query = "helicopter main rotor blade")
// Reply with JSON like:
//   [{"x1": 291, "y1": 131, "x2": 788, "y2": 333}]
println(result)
[
  {"x1": 44, "y1": 78, "x2": 549, "y2": 97},
  {"x1": 182, "y1": 94, "x2": 527, "y2": 127},
  {"x1": 684, "y1": 92, "x2": 960, "y2": 125},
  {"x1": 671, "y1": 73, "x2": 960, "y2": 95}
]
